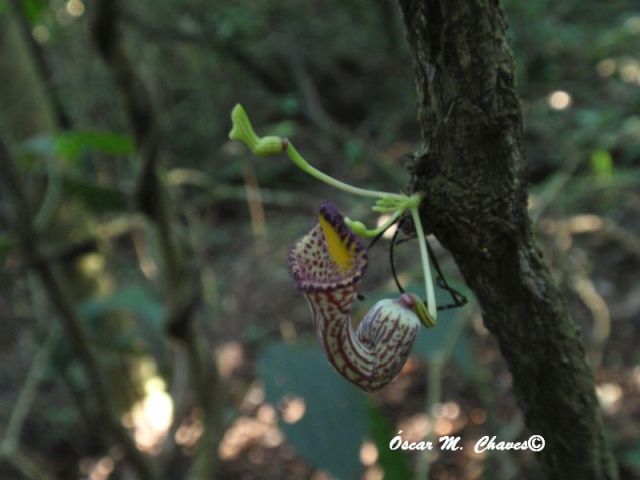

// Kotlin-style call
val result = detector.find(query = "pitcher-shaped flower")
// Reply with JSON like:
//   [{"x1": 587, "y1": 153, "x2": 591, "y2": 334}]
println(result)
[{"x1": 288, "y1": 202, "x2": 421, "y2": 392}]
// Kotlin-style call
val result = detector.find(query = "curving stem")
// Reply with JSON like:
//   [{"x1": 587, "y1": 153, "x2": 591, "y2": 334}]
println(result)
[{"x1": 229, "y1": 104, "x2": 404, "y2": 200}]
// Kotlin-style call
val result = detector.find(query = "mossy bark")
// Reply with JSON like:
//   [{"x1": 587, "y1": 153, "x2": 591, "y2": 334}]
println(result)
[{"x1": 398, "y1": 1, "x2": 618, "y2": 479}]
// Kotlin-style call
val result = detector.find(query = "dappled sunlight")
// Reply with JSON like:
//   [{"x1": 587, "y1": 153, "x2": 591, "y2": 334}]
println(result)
[
  {"x1": 597, "y1": 59, "x2": 617, "y2": 77},
  {"x1": 377, "y1": 214, "x2": 398, "y2": 239},
  {"x1": 625, "y1": 16, "x2": 640, "y2": 34},
  {"x1": 66, "y1": 0, "x2": 85, "y2": 17},
  {"x1": 398, "y1": 413, "x2": 431, "y2": 442},
  {"x1": 362, "y1": 465, "x2": 384, "y2": 480},
  {"x1": 440, "y1": 401, "x2": 461, "y2": 420},
  {"x1": 2, "y1": 0, "x2": 639, "y2": 478},
  {"x1": 123, "y1": 375, "x2": 173, "y2": 454},
  {"x1": 596, "y1": 55, "x2": 640, "y2": 85},
  {"x1": 215, "y1": 341, "x2": 245, "y2": 379},
  {"x1": 218, "y1": 403, "x2": 285, "y2": 460},
  {"x1": 433, "y1": 401, "x2": 466, "y2": 436},
  {"x1": 175, "y1": 410, "x2": 204, "y2": 451},
  {"x1": 619, "y1": 58, "x2": 640, "y2": 85},
  {"x1": 596, "y1": 382, "x2": 623, "y2": 414},
  {"x1": 469, "y1": 408, "x2": 488, "y2": 425},
  {"x1": 632, "y1": 366, "x2": 640, "y2": 391},
  {"x1": 359, "y1": 441, "x2": 378, "y2": 466},
  {"x1": 240, "y1": 382, "x2": 266, "y2": 412},
  {"x1": 78, "y1": 252, "x2": 113, "y2": 294},
  {"x1": 79, "y1": 455, "x2": 117, "y2": 480},
  {"x1": 32, "y1": 25, "x2": 50, "y2": 44},
  {"x1": 433, "y1": 418, "x2": 454, "y2": 436},
  {"x1": 310, "y1": 471, "x2": 336, "y2": 480},
  {"x1": 278, "y1": 394, "x2": 306, "y2": 424},
  {"x1": 548, "y1": 90, "x2": 572, "y2": 110}
]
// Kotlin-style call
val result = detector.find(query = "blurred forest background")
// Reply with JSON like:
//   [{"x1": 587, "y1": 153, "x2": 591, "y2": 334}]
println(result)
[{"x1": 1, "y1": 0, "x2": 639, "y2": 479}]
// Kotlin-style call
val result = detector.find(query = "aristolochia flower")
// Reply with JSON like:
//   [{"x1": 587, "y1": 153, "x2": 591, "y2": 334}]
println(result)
[{"x1": 288, "y1": 202, "x2": 421, "y2": 392}]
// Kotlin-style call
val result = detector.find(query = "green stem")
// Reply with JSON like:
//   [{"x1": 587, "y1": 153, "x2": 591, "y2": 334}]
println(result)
[
  {"x1": 345, "y1": 206, "x2": 405, "y2": 237},
  {"x1": 414, "y1": 311, "x2": 469, "y2": 479},
  {"x1": 285, "y1": 143, "x2": 402, "y2": 200},
  {"x1": 411, "y1": 206, "x2": 436, "y2": 320},
  {"x1": 229, "y1": 104, "x2": 403, "y2": 200}
]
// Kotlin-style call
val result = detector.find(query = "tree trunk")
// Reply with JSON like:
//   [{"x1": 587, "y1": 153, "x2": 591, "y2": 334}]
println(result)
[{"x1": 397, "y1": 1, "x2": 618, "y2": 479}]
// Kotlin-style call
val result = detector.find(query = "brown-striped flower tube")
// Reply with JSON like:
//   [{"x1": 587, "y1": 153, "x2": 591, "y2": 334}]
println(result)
[{"x1": 288, "y1": 202, "x2": 421, "y2": 392}]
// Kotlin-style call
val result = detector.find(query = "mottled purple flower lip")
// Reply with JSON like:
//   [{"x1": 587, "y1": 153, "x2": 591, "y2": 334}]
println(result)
[{"x1": 288, "y1": 202, "x2": 368, "y2": 293}]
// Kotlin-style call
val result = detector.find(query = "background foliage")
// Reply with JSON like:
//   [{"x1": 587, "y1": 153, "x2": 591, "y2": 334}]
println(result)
[{"x1": 1, "y1": 0, "x2": 639, "y2": 479}]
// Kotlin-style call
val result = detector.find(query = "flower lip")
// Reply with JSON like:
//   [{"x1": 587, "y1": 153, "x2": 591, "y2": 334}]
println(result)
[{"x1": 288, "y1": 202, "x2": 368, "y2": 293}]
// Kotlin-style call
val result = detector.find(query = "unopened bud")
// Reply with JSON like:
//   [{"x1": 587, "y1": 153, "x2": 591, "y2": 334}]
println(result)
[{"x1": 255, "y1": 136, "x2": 287, "y2": 156}]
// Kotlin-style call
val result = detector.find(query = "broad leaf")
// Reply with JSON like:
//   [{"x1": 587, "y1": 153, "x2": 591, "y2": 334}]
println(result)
[
  {"x1": 366, "y1": 400, "x2": 412, "y2": 480},
  {"x1": 62, "y1": 177, "x2": 128, "y2": 213},
  {"x1": 258, "y1": 342, "x2": 367, "y2": 480}
]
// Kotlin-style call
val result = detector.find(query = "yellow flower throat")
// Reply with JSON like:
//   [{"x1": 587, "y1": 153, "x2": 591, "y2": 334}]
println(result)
[{"x1": 319, "y1": 213, "x2": 354, "y2": 271}]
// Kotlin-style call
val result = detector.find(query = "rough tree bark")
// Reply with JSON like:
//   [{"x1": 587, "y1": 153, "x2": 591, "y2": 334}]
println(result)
[{"x1": 398, "y1": 1, "x2": 618, "y2": 479}]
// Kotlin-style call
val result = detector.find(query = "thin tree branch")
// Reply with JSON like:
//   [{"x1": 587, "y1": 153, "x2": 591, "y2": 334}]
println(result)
[
  {"x1": 0, "y1": 449, "x2": 52, "y2": 480},
  {"x1": 119, "y1": 9, "x2": 289, "y2": 95},
  {"x1": 120, "y1": 9, "x2": 395, "y2": 170},
  {"x1": 2, "y1": 327, "x2": 58, "y2": 454},
  {"x1": 0, "y1": 326, "x2": 58, "y2": 480},
  {"x1": 0, "y1": 141, "x2": 155, "y2": 479},
  {"x1": 91, "y1": 3, "x2": 224, "y2": 478}
]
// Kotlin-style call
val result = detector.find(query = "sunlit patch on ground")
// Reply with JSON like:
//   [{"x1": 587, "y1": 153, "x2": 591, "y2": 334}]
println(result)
[
  {"x1": 278, "y1": 394, "x2": 306, "y2": 424},
  {"x1": 215, "y1": 341, "x2": 245, "y2": 379},
  {"x1": 359, "y1": 441, "x2": 378, "y2": 466},
  {"x1": 218, "y1": 404, "x2": 285, "y2": 461},
  {"x1": 121, "y1": 367, "x2": 173, "y2": 454}
]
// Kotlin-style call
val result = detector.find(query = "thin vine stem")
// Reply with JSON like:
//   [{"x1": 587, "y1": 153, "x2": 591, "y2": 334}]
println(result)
[
  {"x1": 285, "y1": 143, "x2": 403, "y2": 200},
  {"x1": 411, "y1": 206, "x2": 437, "y2": 319}
]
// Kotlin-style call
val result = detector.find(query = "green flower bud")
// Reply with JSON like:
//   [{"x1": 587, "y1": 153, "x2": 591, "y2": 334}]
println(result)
[
  {"x1": 344, "y1": 218, "x2": 369, "y2": 237},
  {"x1": 229, "y1": 104, "x2": 260, "y2": 152},
  {"x1": 254, "y1": 136, "x2": 287, "y2": 156}
]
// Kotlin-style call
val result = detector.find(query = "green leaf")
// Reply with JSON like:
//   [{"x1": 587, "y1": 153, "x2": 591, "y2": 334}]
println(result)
[
  {"x1": 18, "y1": 131, "x2": 134, "y2": 164},
  {"x1": 623, "y1": 443, "x2": 640, "y2": 474},
  {"x1": 409, "y1": 284, "x2": 472, "y2": 370},
  {"x1": 266, "y1": 120, "x2": 297, "y2": 138},
  {"x1": 0, "y1": 234, "x2": 16, "y2": 262},
  {"x1": 590, "y1": 149, "x2": 614, "y2": 179},
  {"x1": 21, "y1": 0, "x2": 48, "y2": 24},
  {"x1": 366, "y1": 400, "x2": 412, "y2": 480},
  {"x1": 451, "y1": 333, "x2": 475, "y2": 378},
  {"x1": 78, "y1": 284, "x2": 166, "y2": 360},
  {"x1": 79, "y1": 284, "x2": 164, "y2": 325},
  {"x1": 280, "y1": 96, "x2": 300, "y2": 115},
  {"x1": 62, "y1": 177, "x2": 128, "y2": 213},
  {"x1": 55, "y1": 131, "x2": 134, "y2": 163},
  {"x1": 258, "y1": 342, "x2": 367, "y2": 480},
  {"x1": 345, "y1": 139, "x2": 365, "y2": 164},
  {"x1": 412, "y1": 307, "x2": 459, "y2": 360}
]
